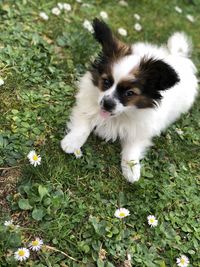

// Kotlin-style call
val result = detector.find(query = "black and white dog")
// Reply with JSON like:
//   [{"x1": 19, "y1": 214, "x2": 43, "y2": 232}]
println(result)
[{"x1": 61, "y1": 19, "x2": 198, "y2": 183}]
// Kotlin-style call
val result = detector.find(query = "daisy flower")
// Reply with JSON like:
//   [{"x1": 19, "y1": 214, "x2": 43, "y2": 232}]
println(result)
[
  {"x1": 134, "y1": 23, "x2": 142, "y2": 32},
  {"x1": 57, "y1": 3, "x2": 64, "y2": 9},
  {"x1": 27, "y1": 150, "x2": 41, "y2": 167},
  {"x1": 176, "y1": 255, "x2": 190, "y2": 267},
  {"x1": 14, "y1": 248, "x2": 30, "y2": 262},
  {"x1": 118, "y1": 27, "x2": 127, "y2": 37},
  {"x1": 175, "y1": 6, "x2": 182, "y2": 14},
  {"x1": 114, "y1": 208, "x2": 130, "y2": 219},
  {"x1": 39, "y1": 12, "x2": 49, "y2": 21},
  {"x1": 119, "y1": 0, "x2": 128, "y2": 7},
  {"x1": 74, "y1": 149, "x2": 82, "y2": 158},
  {"x1": 134, "y1": 13, "x2": 141, "y2": 20},
  {"x1": 29, "y1": 238, "x2": 43, "y2": 251},
  {"x1": 100, "y1": 11, "x2": 108, "y2": 20},
  {"x1": 4, "y1": 219, "x2": 14, "y2": 227},
  {"x1": 63, "y1": 3, "x2": 71, "y2": 11},
  {"x1": 186, "y1": 14, "x2": 195, "y2": 23},
  {"x1": 82, "y1": 3, "x2": 92, "y2": 8},
  {"x1": 4, "y1": 219, "x2": 19, "y2": 231},
  {"x1": 147, "y1": 215, "x2": 158, "y2": 227},
  {"x1": 127, "y1": 254, "x2": 131, "y2": 261},
  {"x1": 83, "y1": 19, "x2": 94, "y2": 33},
  {"x1": 0, "y1": 78, "x2": 4, "y2": 86},
  {"x1": 52, "y1": 7, "x2": 61, "y2": 16},
  {"x1": 98, "y1": 248, "x2": 107, "y2": 260}
]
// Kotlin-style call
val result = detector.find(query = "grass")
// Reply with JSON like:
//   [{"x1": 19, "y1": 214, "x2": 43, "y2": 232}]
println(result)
[{"x1": 0, "y1": 0, "x2": 200, "y2": 266}]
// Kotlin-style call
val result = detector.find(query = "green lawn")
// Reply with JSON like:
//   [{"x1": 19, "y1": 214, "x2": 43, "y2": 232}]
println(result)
[{"x1": 0, "y1": 0, "x2": 200, "y2": 266}]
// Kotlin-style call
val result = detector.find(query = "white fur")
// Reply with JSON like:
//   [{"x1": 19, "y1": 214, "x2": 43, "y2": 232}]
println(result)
[
  {"x1": 167, "y1": 32, "x2": 192, "y2": 57},
  {"x1": 61, "y1": 32, "x2": 198, "y2": 183}
]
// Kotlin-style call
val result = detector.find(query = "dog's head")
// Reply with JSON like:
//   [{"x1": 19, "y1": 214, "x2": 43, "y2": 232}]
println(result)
[{"x1": 90, "y1": 19, "x2": 180, "y2": 118}]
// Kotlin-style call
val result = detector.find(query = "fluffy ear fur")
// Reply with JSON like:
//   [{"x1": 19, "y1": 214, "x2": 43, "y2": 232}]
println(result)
[
  {"x1": 92, "y1": 18, "x2": 131, "y2": 58},
  {"x1": 137, "y1": 57, "x2": 180, "y2": 100}
]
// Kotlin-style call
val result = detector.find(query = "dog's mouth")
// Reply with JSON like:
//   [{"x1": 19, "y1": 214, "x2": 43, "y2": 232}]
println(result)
[{"x1": 99, "y1": 108, "x2": 112, "y2": 119}]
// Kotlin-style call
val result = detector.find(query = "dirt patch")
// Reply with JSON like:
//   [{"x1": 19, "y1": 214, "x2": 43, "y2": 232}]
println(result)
[{"x1": 0, "y1": 167, "x2": 21, "y2": 214}]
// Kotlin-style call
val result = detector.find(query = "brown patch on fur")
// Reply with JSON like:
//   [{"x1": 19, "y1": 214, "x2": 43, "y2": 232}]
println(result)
[
  {"x1": 98, "y1": 73, "x2": 114, "y2": 91},
  {"x1": 116, "y1": 79, "x2": 153, "y2": 108},
  {"x1": 92, "y1": 41, "x2": 132, "y2": 90},
  {"x1": 117, "y1": 80, "x2": 140, "y2": 92},
  {"x1": 112, "y1": 39, "x2": 132, "y2": 60},
  {"x1": 126, "y1": 95, "x2": 154, "y2": 108}
]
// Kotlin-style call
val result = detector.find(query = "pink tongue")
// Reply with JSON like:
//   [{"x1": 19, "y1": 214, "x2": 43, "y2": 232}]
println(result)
[{"x1": 100, "y1": 109, "x2": 111, "y2": 119}]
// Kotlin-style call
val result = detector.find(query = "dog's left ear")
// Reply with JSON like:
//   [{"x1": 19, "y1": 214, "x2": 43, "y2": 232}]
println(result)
[
  {"x1": 92, "y1": 18, "x2": 131, "y2": 58},
  {"x1": 137, "y1": 57, "x2": 180, "y2": 99}
]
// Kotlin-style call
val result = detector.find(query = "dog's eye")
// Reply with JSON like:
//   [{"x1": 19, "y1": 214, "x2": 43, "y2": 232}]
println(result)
[
  {"x1": 124, "y1": 90, "x2": 134, "y2": 97},
  {"x1": 103, "y1": 79, "x2": 112, "y2": 90}
]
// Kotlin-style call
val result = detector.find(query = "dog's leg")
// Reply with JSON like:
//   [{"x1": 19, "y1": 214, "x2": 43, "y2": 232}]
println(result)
[
  {"x1": 121, "y1": 139, "x2": 151, "y2": 183},
  {"x1": 60, "y1": 108, "x2": 92, "y2": 154}
]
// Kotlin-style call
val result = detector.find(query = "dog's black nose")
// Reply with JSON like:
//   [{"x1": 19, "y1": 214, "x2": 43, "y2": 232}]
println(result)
[{"x1": 101, "y1": 97, "x2": 116, "y2": 112}]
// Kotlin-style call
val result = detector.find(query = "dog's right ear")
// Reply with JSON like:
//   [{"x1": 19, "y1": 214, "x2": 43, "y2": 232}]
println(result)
[
  {"x1": 92, "y1": 18, "x2": 116, "y2": 56},
  {"x1": 92, "y1": 18, "x2": 131, "y2": 58}
]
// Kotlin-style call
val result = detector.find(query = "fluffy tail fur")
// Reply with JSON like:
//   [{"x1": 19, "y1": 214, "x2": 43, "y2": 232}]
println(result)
[{"x1": 167, "y1": 32, "x2": 192, "y2": 57}]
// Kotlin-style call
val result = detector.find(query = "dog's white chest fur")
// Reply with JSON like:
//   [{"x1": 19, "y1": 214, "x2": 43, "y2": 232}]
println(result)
[{"x1": 92, "y1": 108, "x2": 156, "y2": 142}]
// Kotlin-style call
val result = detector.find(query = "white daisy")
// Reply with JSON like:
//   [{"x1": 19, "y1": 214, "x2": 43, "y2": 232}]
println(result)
[
  {"x1": 134, "y1": 13, "x2": 141, "y2": 20},
  {"x1": 175, "y1": 6, "x2": 182, "y2": 14},
  {"x1": 176, "y1": 255, "x2": 190, "y2": 267},
  {"x1": 100, "y1": 11, "x2": 108, "y2": 20},
  {"x1": 83, "y1": 19, "x2": 94, "y2": 33},
  {"x1": 27, "y1": 150, "x2": 41, "y2": 167},
  {"x1": 57, "y1": 3, "x2": 64, "y2": 9},
  {"x1": 186, "y1": 14, "x2": 195, "y2": 23},
  {"x1": 0, "y1": 78, "x2": 4, "y2": 86},
  {"x1": 118, "y1": 27, "x2": 127, "y2": 36},
  {"x1": 14, "y1": 248, "x2": 30, "y2": 262},
  {"x1": 134, "y1": 23, "x2": 142, "y2": 32},
  {"x1": 4, "y1": 219, "x2": 14, "y2": 227},
  {"x1": 114, "y1": 208, "x2": 130, "y2": 219},
  {"x1": 39, "y1": 12, "x2": 49, "y2": 21},
  {"x1": 52, "y1": 7, "x2": 61, "y2": 16},
  {"x1": 74, "y1": 149, "x2": 82, "y2": 158},
  {"x1": 119, "y1": 0, "x2": 128, "y2": 6},
  {"x1": 147, "y1": 215, "x2": 158, "y2": 227},
  {"x1": 29, "y1": 238, "x2": 43, "y2": 251},
  {"x1": 63, "y1": 3, "x2": 71, "y2": 11},
  {"x1": 82, "y1": 3, "x2": 92, "y2": 8},
  {"x1": 127, "y1": 254, "x2": 131, "y2": 260}
]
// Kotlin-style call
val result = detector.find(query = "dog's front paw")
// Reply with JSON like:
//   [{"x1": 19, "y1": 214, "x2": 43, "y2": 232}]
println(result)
[
  {"x1": 121, "y1": 160, "x2": 141, "y2": 183},
  {"x1": 61, "y1": 133, "x2": 82, "y2": 154}
]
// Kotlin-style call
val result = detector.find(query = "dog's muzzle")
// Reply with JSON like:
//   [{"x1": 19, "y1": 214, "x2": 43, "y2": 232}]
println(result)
[{"x1": 100, "y1": 96, "x2": 116, "y2": 112}]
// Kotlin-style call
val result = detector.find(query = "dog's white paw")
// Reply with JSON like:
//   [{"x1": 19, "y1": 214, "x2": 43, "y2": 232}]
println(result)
[
  {"x1": 121, "y1": 160, "x2": 141, "y2": 183},
  {"x1": 61, "y1": 134, "x2": 82, "y2": 154}
]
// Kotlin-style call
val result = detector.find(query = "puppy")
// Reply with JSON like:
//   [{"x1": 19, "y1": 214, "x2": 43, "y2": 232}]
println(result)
[{"x1": 61, "y1": 19, "x2": 198, "y2": 183}]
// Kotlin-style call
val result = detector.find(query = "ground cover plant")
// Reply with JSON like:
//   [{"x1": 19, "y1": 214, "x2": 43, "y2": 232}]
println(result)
[{"x1": 0, "y1": 0, "x2": 200, "y2": 266}]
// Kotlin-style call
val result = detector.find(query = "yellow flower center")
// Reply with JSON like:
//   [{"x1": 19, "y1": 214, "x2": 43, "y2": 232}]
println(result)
[
  {"x1": 150, "y1": 218, "x2": 155, "y2": 223},
  {"x1": 18, "y1": 250, "x2": 25, "y2": 257},
  {"x1": 33, "y1": 155, "x2": 38, "y2": 161},
  {"x1": 119, "y1": 212, "x2": 125, "y2": 217},
  {"x1": 75, "y1": 150, "x2": 80, "y2": 155},
  {"x1": 180, "y1": 258, "x2": 186, "y2": 264},
  {"x1": 32, "y1": 240, "x2": 39, "y2": 246}
]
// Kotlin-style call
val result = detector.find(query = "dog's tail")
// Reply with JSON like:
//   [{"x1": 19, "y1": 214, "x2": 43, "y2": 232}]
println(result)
[{"x1": 167, "y1": 32, "x2": 192, "y2": 57}]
